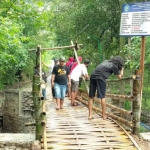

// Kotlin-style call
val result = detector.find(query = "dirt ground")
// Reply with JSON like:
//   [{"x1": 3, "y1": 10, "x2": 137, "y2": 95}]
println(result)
[{"x1": 132, "y1": 134, "x2": 150, "y2": 150}]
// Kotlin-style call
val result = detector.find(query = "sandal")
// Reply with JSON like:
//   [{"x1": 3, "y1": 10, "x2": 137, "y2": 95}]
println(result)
[{"x1": 71, "y1": 102, "x2": 79, "y2": 106}]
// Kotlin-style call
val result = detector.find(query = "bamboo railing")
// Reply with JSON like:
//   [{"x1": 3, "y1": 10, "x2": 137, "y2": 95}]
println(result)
[{"x1": 78, "y1": 70, "x2": 142, "y2": 135}]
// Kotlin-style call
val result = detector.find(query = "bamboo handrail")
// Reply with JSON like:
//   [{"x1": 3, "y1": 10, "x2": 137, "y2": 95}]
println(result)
[
  {"x1": 79, "y1": 90, "x2": 134, "y2": 101},
  {"x1": 76, "y1": 97, "x2": 133, "y2": 129},
  {"x1": 81, "y1": 94, "x2": 132, "y2": 116},
  {"x1": 106, "y1": 93, "x2": 134, "y2": 101},
  {"x1": 106, "y1": 75, "x2": 137, "y2": 82},
  {"x1": 29, "y1": 44, "x2": 83, "y2": 51}
]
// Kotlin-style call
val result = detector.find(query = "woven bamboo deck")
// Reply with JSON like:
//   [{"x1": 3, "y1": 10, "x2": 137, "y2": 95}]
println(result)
[{"x1": 43, "y1": 96, "x2": 139, "y2": 150}]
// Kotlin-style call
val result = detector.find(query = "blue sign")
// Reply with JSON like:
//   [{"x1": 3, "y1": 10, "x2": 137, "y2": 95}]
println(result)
[
  {"x1": 120, "y1": 2, "x2": 150, "y2": 36},
  {"x1": 122, "y1": 2, "x2": 150, "y2": 13}
]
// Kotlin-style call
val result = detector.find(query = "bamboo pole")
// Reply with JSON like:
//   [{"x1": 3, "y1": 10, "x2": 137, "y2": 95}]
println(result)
[
  {"x1": 76, "y1": 96, "x2": 133, "y2": 129},
  {"x1": 32, "y1": 75, "x2": 42, "y2": 140},
  {"x1": 106, "y1": 75, "x2": 136, "y2": 82},
  {"x1": 43, "y1": 125, "x2": 47, "y2": 150},
  {"x1": 32, "y1": 46, "x2": 43, "y2": 140},
  {"x1": 112, "y1": 119, "x2": 142, "y2": 150},
  {"x1": 41, "y1": 100, "x2": 47, "y2": 150},
  {"x1": 105, "y1": 93, "x2": 134, "y2": 101},
  {"x1": 132, "y1": 70, "x2": 142, "y2": 135},
  {"x1": 71, "y1": 41, "x2": 89, "y2": 94},
  {"x1": 29, "y1": 44, "x2": 83, "y2": 51},
  {"x1": 39, "y1": 45, "x2": 42, "y2": 80}
]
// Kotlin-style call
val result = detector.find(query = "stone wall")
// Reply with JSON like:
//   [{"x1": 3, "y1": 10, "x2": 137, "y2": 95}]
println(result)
[
  {"x1": 3, "y1": 90, "x2": 35, "y2": 133},
  {"x1": 0, "y1": 133, "x2": 35, "y2": 150}
]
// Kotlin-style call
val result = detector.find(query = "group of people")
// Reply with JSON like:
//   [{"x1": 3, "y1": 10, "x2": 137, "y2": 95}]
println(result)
[
  {"x1": 51, "y1": 56, "x2": 90, "y2": 109},
  {"x1": 38, "y1": 55, "x2": 124, "y2": 120}
]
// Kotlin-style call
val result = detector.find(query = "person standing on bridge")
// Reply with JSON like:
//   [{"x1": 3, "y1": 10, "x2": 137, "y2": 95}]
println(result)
[
  {"x1": 42, "y1": 58, "x2": 59, "y2": 98},
  {"x1": 88, "y1": 56, "x2": 124, "y2": 120},
  {"x1": 70, "y1": 59, "x2": 90, "y2": 106},
  {"x1": 51, "y1": 57, "x2": 71, "y2": 110}
]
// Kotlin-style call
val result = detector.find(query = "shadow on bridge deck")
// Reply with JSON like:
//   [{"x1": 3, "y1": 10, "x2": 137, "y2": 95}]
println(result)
[{"x1": 44, "y1": 89, "x2": 138, "y2": 150}]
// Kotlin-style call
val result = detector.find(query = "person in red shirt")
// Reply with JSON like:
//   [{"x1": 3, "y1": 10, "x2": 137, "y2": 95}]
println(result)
[
  {"x1": 70, "y1": 56, "x2": 82, "y2": 73},
  {"x1": 66, "y1": 57, "x2": 74, "y2": 68}
]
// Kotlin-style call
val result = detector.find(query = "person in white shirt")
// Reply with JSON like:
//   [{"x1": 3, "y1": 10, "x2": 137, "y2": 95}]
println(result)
[{"x1": 70, "y1": 59, "x2": 90, "y2": 106}]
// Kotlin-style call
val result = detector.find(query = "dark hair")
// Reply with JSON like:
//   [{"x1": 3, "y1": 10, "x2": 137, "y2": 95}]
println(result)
[
  {"x1": 53, "y1": 58, "x2": 58, "y2": 62},
  {"x1": 84, "y1": 59, "x2": 90, "y2": 65},
  {"x1": 111, "y1": 56, "x2": 124, "y2": 70},
  {"x1": 59, "y1": 57, "x2": 65, "y2": 62}
]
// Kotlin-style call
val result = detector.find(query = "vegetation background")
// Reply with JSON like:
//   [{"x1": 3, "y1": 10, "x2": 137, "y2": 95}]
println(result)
[{"x1": 0, "y1": 0, "x2": 150, "y2": 127}]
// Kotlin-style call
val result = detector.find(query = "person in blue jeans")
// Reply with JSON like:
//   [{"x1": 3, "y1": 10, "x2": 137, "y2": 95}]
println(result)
[{"x1": 51, "y1": 57, "x2": 71, "y2": 110}]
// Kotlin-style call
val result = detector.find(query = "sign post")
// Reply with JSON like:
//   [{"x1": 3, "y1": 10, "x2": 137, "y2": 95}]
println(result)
[
  {"x1": 120, "y1": 1, "x2": 149, "y2": 134},
  {"x1": 120, "y1": 1, "x2": 150, "y2": 97}
]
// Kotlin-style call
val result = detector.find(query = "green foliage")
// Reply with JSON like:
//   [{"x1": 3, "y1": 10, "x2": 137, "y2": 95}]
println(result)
[
  {"x1": 0, "y1": 0, "x2": 150, "y2": 114},
  {"x1": 124, "y1": 101, "x2": 131, "y2": 111},
  {"x1": 0, "y1": 0, "x2": 55, "y2": 88}
]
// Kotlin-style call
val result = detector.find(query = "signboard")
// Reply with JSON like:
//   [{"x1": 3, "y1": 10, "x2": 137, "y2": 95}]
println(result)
[{"x1": 120, "y1": 2, "x2": 150, "y2": 36}]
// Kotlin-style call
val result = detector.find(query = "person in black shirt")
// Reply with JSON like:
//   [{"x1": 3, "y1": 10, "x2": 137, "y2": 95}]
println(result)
[
  {"x1": 88, "y1": 56, "x2": 124, "y2": 120},
  {"x1": 51, "y1": 57, "x2": 71, "y2": 110}
]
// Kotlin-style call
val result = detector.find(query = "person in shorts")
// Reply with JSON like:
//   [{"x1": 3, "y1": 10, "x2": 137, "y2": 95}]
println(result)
[
  {"x1": 51, "y1": 57, "x2": 70, "y2": 109},
  {"x1": 88, "y1": 56, "x2": 124, "y2": 120},
  {"x1": 71, "y1": 59, "x2": 90, "y2": 106}
]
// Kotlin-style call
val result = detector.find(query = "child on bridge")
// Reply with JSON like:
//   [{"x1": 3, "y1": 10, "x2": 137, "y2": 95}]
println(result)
[{"x1": 88, "y1": 56, "x2": 124, "y2": 120}]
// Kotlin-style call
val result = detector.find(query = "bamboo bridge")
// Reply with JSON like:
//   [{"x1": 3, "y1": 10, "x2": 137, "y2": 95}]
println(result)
[
  {"x1": 40, "y1": 91, "x2": 140, "y2": 150},
  {"x1": 31, "y1": 43, "x2": 143, "y2": 150}
]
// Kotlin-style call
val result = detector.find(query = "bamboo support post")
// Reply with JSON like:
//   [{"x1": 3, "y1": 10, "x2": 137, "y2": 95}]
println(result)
[
  {"x1": 132, "y1": 70, "x2": 142, "y2": 135},
  {"x1": 41, "y1": 120, "x2": 46, "y2": 126},
  {"x1": 76, "y1": 96, "x2": 133, "y2": 129},
  {"x1": 41, "y1": 124, "x2": 48, "y2": 150},
  {"x1": 41, "y1": 99, "x2": 47, "y2": 150},
  {"x1": 32, "y1": 46, "x2": 43, "y2": 140},
  {"x1": 42, "y1": 100, "x2": 46, "y2": 115}
]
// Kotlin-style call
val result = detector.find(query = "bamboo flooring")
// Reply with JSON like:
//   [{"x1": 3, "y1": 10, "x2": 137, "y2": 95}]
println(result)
[{"x1": 43, "y1": 97, "x2": 139, "y2": 150}]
